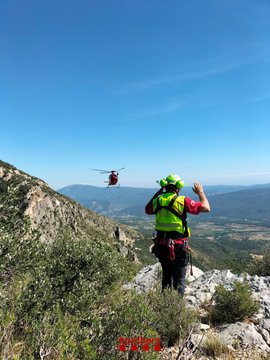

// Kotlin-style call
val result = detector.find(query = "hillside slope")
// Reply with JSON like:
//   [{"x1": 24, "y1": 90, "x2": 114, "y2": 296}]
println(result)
[
  {"x1": 0, "y1": 160, "x2": 143, "y2": 358},
  {"x1": 0, "y1": 160, "x2": 140, "y2": 260}
]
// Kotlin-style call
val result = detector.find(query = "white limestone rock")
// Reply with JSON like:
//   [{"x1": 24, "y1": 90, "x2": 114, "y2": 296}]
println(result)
[
  {"x1": 186, "y1": 265, "x2": 204, "y2": 282},
  {"x1": 123, "y1": 263, "x2": 161, "y2": 293},
  {"x1": 219, "y1": 322, "x2": 270, "y2": 352}
]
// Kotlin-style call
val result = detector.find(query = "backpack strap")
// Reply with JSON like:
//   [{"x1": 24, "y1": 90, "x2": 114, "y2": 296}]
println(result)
[
  {"x1": 155, "y1": 195, "x2": 189, "y2": 237},
  {"x1": 155, "y1": 194, "x2": 180, "y2": 217},
  {"x1": 155, "y1": 194, "x2": 176, "y2": 211}
]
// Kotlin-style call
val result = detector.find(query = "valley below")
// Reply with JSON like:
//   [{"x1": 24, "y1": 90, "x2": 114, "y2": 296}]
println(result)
[
  {"x1": 109, "y1": 214, "x2": 270, "y2": 272},
  {"x1": 57, "y1": 182, "x2": 270, "y2": 272}
]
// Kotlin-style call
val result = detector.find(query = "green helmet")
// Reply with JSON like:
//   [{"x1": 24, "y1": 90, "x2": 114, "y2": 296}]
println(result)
[{"x1": 159, "y1": 174, "x2": 185, "y2": 189}]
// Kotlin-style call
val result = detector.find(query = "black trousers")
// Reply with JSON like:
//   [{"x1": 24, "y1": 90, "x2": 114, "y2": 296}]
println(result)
[{"x1": 154, "y1": 244, "x2": 187, "y2": 295}]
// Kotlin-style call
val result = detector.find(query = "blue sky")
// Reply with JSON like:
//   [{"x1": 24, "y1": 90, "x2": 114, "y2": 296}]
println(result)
[{"x1": 1, "y1": 0, "x2": 270, "y2": 188}]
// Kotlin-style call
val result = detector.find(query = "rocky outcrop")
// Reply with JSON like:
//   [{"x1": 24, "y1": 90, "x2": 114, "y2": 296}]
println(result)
[
  {"x1": 185, "y1": 269, "x2": 270, "y2": 321},
  {"x1": 123, "y1": 263, "x2": 161, "y2": 293},
  {"x1": 219, "y1": 322, "x2": 269, "y2": 351},
  {"x1": 124, "y1": 263, "x2": 270, "y2": 356},
  {"x1": 123, "y1": 263, "x2": 204, "y2": 293}
]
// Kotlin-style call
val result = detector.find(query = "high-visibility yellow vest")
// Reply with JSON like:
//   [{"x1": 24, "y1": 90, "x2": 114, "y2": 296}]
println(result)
[{"x1": 152, "y1": 193, "x2": 190, "y2": 236}]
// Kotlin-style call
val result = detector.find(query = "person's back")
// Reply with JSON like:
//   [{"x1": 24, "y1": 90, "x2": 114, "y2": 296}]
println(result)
[{"x1": 145, "y1": 174, "x2": 210, "y2": 295}]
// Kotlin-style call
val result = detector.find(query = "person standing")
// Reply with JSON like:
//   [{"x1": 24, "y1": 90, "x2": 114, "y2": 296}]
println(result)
[{"x1": 145, "y1": 174, "x2": 210, "y2": 295}]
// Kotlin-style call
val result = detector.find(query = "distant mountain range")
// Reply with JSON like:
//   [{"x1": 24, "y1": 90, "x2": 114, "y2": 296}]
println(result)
[{"x1": 58, "y1": 183, "x2": 270, "y2": 222}]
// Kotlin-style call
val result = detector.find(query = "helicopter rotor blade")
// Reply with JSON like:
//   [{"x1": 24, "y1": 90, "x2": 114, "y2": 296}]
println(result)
[
  {"x1": 91, "y1": 169, "x2": 110, "y2": 173},
  {"x1": 91, "y1": 167, "x2": 125, "y2": 174},
  {"x1": 115, "y1": 167, "x2": 125, "y2": 172}
]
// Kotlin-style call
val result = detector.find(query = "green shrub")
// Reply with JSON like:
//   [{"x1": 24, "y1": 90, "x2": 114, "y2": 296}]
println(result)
[
  {"x1": 210, "y1": 280, "x2": 259, "y2": 324},
  {"x1": 0, "y1": 179, "x2": 8, "y2": 194},
  {"x1": 91, "y1": 289, "x2": 159, "y2": 359},
  {"x1": 147, "y1": 288, "x2": 198, "y2": 347},
  {"x1": 14, "y1": 236, "x2": 133, "y2": 318},
  {"x1": 0, "y1": 234, "x2": 44, "y2": 283},
  {"x1": 0, "y1": 233, "x2": 135, "y2": 359},
  {"x1": 0, "y1": 305, "x2": 96, "y2": 360},
  {"x1": 90, "y1": 287, "x2": 198, "y2": 359},
  {"x1": 248, "y1": 246, "x2": 270, "y2": 276}
]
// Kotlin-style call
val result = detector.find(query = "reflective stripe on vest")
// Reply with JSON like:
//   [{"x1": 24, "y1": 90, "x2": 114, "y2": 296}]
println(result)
[{"x1": 152, "y1": 193, "x2": 190, "y2": 236}]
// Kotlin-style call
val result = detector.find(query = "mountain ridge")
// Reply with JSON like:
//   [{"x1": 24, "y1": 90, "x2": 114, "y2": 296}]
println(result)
[{"x1": 58, "y1": 183, "x2": 270, "y2": 222}]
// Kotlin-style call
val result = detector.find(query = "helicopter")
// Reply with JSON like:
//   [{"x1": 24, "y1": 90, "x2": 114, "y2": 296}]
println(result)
[{"x1": 91, "y1": 168, "x2": 125, "y2": 187}]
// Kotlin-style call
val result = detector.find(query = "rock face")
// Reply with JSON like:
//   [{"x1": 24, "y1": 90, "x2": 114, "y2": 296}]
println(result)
[
  {"x1": 0, "y1": 160, "x2": 140, "y2": 261},
  {"x1": 219, "y1": 322, "x2": 269, "y2": 351},
  {"x1": 125, "y1": 263, "x2": 270, "y2": 355},
  {"x1": 124, "y1": 264, "x2": 204, "y2": 293},
  {"x1": 185, "y1": 269, "x2": 270, "y2": 321},
  {"x1": 123, "y1": 263, "x2": 161, "y2": 293}
]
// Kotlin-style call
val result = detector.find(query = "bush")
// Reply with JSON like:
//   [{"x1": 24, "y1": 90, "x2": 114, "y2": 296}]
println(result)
[
  {"x1": 147, "y1": 288, "x2": 198, "y2": 347},
  {"x1": 0, "y1": 234, "x2": 44, "y2": 283},
  {"x1": 90, "y1": 287, "x2": 198, "y2": 358},
  {"x1": 14, "y1": 236, "x2": 133, "y2": 319},
  {"x1": 210, "y1": 280, "x2": 259, "y2": 324},
  {"x1": 0, "y1": 305, "x2": 96, "y2": 360},
  {"x1": 0, "y1": 233, "x2": 135, "y2": 359},
  {"x1": 91, "y1": 289, "x2": 159, "y2": 359},
  {"x1": 0, "y1": 179, "x2": 8, "y2": 194},
  {"x1": 248, "y1": 246, "x2": 270, "y2": 276}
]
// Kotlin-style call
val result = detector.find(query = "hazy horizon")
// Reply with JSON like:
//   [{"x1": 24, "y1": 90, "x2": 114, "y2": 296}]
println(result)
[{"x1": 54, "y1": 180, "x2": 270, "y2": 191}]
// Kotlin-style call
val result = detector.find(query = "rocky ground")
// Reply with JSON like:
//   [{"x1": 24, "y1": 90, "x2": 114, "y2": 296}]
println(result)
[{"x1": 124, "y1": 264, "x2": 270, "y2": 359}]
